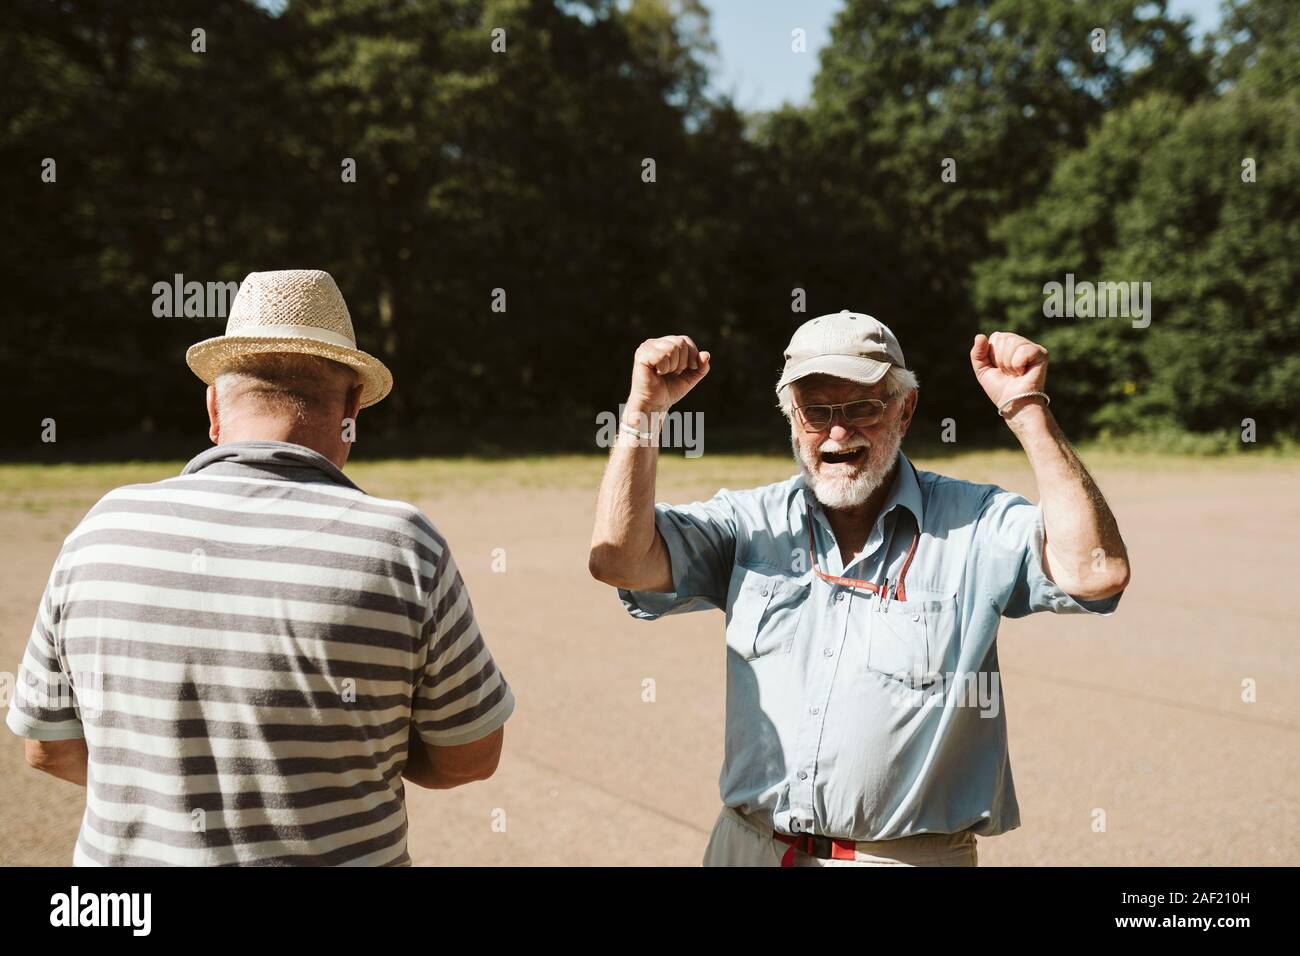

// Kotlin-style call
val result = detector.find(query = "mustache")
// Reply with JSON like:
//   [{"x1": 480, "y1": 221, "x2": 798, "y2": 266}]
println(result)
[{"x1": 816, "y1": 438, "x2": 871, "y2": 455}]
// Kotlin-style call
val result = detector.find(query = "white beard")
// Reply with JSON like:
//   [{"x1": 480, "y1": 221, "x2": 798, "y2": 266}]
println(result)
[{"x1": 793, "y1": 417, "x2": 903, "y2": 511}]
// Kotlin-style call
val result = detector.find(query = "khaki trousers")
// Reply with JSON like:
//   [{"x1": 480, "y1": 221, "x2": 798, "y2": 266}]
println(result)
[{"x1": 702, "y1": 806, "x2": 979, "y2": 867}]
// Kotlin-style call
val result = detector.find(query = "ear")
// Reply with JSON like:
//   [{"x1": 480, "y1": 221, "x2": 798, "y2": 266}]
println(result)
[
  {"x1": 206, "y1": 385, "x2": 220, "y2": 444},
  {"x1": 898, "y1": 389, "x2": 918, "y2": 436},
  {"x1": 344, "y1": 382, "x2": 364, "y2": 423}
]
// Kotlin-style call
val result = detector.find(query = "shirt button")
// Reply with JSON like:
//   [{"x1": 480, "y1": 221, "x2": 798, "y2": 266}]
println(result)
[
  {"x1": 810, "y1": 706, "x2": 820, "y2": 715},
  {"x1": 797, "y1": 770, "x2": 808, "y2": 780},
  {"x1": 835, "y1": 592, "x2": 846, "y2": 602},
  {"x1": 823, "y1": 647, "x2": 833, "y2": 657},
  {"x1": 760, "y1": 587, "x2": 769, "y2": 596},
  {"x1": 912, "y1": 612, "x2": 921, "y2": 622}
]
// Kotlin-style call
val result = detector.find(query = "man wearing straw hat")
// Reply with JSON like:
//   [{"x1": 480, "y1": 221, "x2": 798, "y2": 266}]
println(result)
[
  {"x1": 589, "y1": 314, "x2": 1130, "y2": 866},
  {"x1": 7, "y1": 269, "x2": 514, "y2": 866}
]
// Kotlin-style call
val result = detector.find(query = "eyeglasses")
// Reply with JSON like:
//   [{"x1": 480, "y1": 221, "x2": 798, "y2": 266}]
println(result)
[{"x1": 793, "y1": 399, "x2": 889, "y2": 432}]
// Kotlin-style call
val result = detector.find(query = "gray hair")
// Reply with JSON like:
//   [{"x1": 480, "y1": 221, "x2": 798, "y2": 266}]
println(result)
[
  {"x1": 215, "y1": 352, "x2": 359, "y2": 425},
  {"x1": 777, "y1": 366, "x2": 919, "y2": 418}
]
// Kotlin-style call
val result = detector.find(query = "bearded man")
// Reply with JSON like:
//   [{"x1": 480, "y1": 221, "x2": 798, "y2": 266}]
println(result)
[{"x1": 588, "y1": 311, "x2": 1129, "y2": 867}]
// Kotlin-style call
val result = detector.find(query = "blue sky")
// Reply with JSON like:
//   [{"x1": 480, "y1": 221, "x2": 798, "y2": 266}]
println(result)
[{"x1": 705, "y1": 0, "x2": 1227, "y2": 111}]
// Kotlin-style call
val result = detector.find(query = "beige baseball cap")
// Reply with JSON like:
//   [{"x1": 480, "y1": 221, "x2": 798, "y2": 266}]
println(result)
[{"x1": 776, "y1": 310, "x2": 907, "y2": 394}]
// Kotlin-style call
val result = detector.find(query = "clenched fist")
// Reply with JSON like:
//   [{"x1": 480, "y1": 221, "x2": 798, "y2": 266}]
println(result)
[
  {"x1": 970, "y1": 331, "x2": 1048, "y2": 411},
  {"x1": 627, "y1": 335, "x2": 711, "y2": 414}
]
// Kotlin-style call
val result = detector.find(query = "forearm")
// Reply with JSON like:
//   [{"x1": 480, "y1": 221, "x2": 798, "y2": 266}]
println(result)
[
  {"x1": 25, "y1": 739, "x2": 88, "y2": 787},
  {"x1": 402, "y1": 762, "x2": 481, "y2": 790},
  {"x1": 401, "y1": 724, "x2": 440, "y2": 788},
  {"x1": 1005, "y1": 402, "x2": 1130, "y2": 599},
  {"x1": 588, "y1": 403, "x2": 672, "y2": 590},
  {"x1": 402, "y1": 724, "x2": 498, "y2": 790},
  {"x1": 40, "y1": 762, "x2": 88, "y2": 786}
]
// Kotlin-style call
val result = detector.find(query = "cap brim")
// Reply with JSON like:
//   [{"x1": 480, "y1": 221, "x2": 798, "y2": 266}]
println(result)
[
  {"x1": 185, "y1": 335, "x2": 393, "y2": 409},
  {"x1": 776, "y1": 354, "x2": 893, "y2": 393}
]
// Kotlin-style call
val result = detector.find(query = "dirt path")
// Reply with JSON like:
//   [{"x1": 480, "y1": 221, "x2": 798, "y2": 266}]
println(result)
[{"x1": 2, "y1": 455, "x2": 1296, "y2": 865}]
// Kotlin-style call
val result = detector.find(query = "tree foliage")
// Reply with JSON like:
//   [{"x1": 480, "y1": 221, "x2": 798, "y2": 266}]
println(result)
[{"x1": 0, "y1": 0, "x2": 1293, "y2": 455}]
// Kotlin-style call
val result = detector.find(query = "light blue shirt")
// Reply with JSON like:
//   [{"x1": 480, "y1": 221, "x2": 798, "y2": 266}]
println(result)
[{"x1": 618, "y1": 452, "x2": 1123, "y2": 841}]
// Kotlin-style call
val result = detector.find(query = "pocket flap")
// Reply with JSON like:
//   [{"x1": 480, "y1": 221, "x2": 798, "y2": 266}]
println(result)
[
  {"x1": 726, "y1": 567, "x2": 810, "y2": 660},
  {"x1": 868, "y1": 595, "x2": 959, "y2": 687}
]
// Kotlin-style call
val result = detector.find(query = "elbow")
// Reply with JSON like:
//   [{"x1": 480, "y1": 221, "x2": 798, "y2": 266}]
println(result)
[
  {"x1": 1075, "y1": 561, "x2": 1131, "y2": 602},
  {"x1": 1111, "y1": 561, "x2": 1132, "y2": 595},
  {"x1": 24, "y1": 740, "x2": 84, "y2": 783},
  {"x1": 406, "y1": 764, "x2": 495, "y2": 791},
  {"x1": 1112, "y1": 556, "x2": 1133, "y2": 595},
  {"x1": 25, "y1": 739, "x2": 60, "y2": 773},
  {"x1": 1099, "y1": 550, "x2": 1132, "y2": 597},
  {"x1": 588, "y1": 543, "x2": 626, "y2": 587},
  {"x1": 24, "y1": 747, "x2": 49, "y2": 774},
  {"x1": 469, "y1": 744, "x2": 503, "y2": 783},
  {"x1": 587, "y1": 546, "x2": 609, "y2": 583},
  {"x1": 1048, "y1": 541, "x2": 1130, "y2": 601},
  {"x1": 476, "y1": 728, "x2": 505, "y2": 782},
  {"x1": 427, "y1": 730, "x2": 504, "y2": 790},
  {"x1": 438, "y1": 759, "x2": 500, "y2": 790}
]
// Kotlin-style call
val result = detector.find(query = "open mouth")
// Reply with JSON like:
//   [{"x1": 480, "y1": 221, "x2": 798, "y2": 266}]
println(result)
[{"x1": 819, "y1": 447, "x2": 868, "y2": 468}]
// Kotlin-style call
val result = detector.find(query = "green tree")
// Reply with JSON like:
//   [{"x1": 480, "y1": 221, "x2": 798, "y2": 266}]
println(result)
[
  {"x1": 975, "y1": 0, "x2": 1300, "y2": 442},
  {"x1": 0, "y1": 0, "x2": 752, "y2": 453},
  {"x1": 766, "y1": 0, "x2": 1210, "y2": 439},
  {"x1": 0, "y1": 0, "x2": 301, "y2": 450}
]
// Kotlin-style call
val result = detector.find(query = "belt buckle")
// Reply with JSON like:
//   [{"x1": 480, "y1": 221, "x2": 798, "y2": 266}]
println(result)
[{"x1": 809, "y1": 834, "x2": 833, "y2": 858}]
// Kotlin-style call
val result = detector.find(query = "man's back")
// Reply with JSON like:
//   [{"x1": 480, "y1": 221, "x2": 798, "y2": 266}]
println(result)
[{"x1": 8, "y1": 441, "x2": 514, "y2": 866}]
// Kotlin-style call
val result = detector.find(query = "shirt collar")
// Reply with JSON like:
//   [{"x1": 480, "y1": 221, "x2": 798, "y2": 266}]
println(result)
[
  {"x1": 181, "y1": 440, "x2": 362, "y2": 492},
  {"x1": 889, "y1": 452, "x2": 925, "y2": 530}
]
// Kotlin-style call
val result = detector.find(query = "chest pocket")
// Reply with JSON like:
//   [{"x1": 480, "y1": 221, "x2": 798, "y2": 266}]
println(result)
[
  {"x1": 866, "y1": 594, "x2": 960, "y2": 689},
  {"x1": 725, "y1": 568, "x2": 810, "y2": 661}
]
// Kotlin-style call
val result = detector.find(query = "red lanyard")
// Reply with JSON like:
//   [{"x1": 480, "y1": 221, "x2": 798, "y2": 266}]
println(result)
[{"x1": 807, "y1": 520, "x2": 919, "y2": 604}]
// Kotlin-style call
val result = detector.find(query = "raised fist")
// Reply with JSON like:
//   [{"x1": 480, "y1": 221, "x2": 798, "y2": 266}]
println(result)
[
  {"x1": 627, "y1": 335, "x2": 711, "y2": 414},
  {"x1": 970, "y1": 331, "x2": 1048, "y2": 410}
]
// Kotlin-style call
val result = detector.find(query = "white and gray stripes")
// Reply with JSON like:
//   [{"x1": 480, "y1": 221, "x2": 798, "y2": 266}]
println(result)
[{"x1": 6, "y1": 441, "x2": 514, "y2": 866}]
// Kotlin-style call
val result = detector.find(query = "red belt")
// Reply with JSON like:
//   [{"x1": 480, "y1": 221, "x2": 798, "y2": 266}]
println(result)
[{"x1": 773, "y1": 831, "x2": 858, "y2": 867}]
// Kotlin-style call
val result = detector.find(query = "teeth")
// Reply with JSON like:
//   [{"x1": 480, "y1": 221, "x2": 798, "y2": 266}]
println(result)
[{"x1": 820, "y1": 448, "x2": 866, "y2": 463}]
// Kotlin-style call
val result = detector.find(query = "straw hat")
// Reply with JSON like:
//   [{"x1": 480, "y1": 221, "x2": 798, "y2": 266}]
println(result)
[{"x1": 185, "y1": 269, "x2": 393, "y2": 408}]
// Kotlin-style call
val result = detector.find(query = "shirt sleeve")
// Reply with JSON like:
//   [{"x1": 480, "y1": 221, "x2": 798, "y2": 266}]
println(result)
[
  {"x1": 413, "y1": 544, "x2": 515, "y2": 748},
  {"x1": 618, "y1": 492, "x2": 740, "y2": 620},
  {"x1": 6, "y1": 553, "x2": 85, "y2": 741},
  {"x1": 978, "y1": 488, "x2": 1124, "y2": 620}
]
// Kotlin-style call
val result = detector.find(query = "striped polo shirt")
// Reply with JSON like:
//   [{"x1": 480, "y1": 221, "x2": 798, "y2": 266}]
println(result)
[{"x1": 6, "y1": 440, "x2": 514, "y2": 866}]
